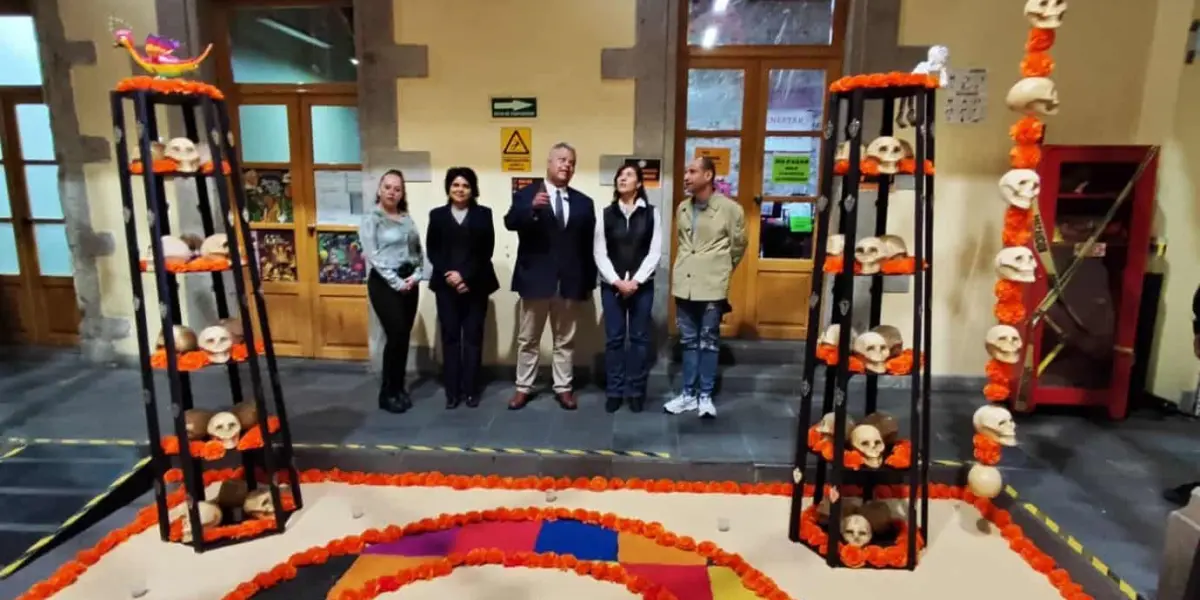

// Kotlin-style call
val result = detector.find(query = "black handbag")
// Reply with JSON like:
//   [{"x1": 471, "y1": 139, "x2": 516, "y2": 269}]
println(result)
[{"x1": 395, "y1": 263, "x2": 416, "y2": 279}]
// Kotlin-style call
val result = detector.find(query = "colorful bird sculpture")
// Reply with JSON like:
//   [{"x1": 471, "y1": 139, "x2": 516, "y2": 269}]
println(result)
[{"x1": 109, "y1": 17, "x2": 212, "y2": 78}]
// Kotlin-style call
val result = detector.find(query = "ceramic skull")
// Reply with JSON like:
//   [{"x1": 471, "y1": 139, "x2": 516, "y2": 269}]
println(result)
[
  {"x1": 826, "y1": 234, "x2": 846, "y2": 257},
  {"x1": 866, "y1": 136, "x2": 905, "y2": 174},
  {"x1": 841, "y1": 514, "x2": 873, "y2": 547},
  {"x1": 198, "y1": 325, "x2": 235, "y2": 363},
  {"x1": 852, "y1": 331, "x2": 890, "y2": 374},
  {"x1": 854, "y1": 237, "x2": 885, "y2": 274},
  {"x1": 999, "y1": 169, "x2": 1040, "y2": 210},
  {"x1": 816, "y1": 411, "x2": 855, "y2": 441},
  {"x1": 206, "y1": 411, "x2": 241, "y2": 449},
  {"x1": 164, "y1": 137, "x2": 201, "y2": 173},
  {"x1": 244, "y1": 489, "x2": 275, "y2": 519},
  {"x1": 150, "y1": 235, "x2": 194, "y2": 264},
  {"x1": 180, "y1": 501, "x2": 222, "y2": 543},
  {"x1": 967, "y1": 463, "x2": 1004, "y2": 499},
  {"x1": 200, "y1": 234, "x2": 229, "y2": 258},
  {"x1": 973, "y1": 405, "x2": 1018, "y2": 447},
  {"x1": 871, "y1": 325, "x2": 903, "y2": 358},
  {"x1": 1006, "y1": 77, "x2": 1059, "y2": 116},
  {"x1": 862, "y1": 411, "x2": 900, "y2": 445},
  {"x1": 1024, "y1": 0, "x2": 1066, "y2": 29},
  {"x1": 155, "y1": 325, "x2": 198, "y2": 353},
  {"x1": 985, "y1": 325, "x2": 1023, "y2": 364},
  {"x1": 995, "y1": 247, "x2": 1037, "y2": 283},
  {"x1": 877, "y1": 234, "x2": 908, "y2": 259},
  {"x1": 835, "y1": 141, "x2": 865, "y2": 163},
  {"x1": 850, "y1": 424, "x2": 885, "y2": 468}
]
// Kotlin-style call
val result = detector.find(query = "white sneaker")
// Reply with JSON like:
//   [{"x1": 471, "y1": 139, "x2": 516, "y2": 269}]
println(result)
[
  {"x1": 663, "y1": 393, "x2": 698, "y2": 414},
  {"x1": 697, "y1": 395, "x2": 717, "y2": 419}
]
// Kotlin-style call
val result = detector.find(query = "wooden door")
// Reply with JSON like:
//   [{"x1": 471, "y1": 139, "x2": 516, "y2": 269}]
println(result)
[
  {"x1": 0, "y1": 88, "x2": 79, "y2": 345},
  {"x1": 230, "y1": 92, "x2": 367, "y2": 360},
  {"x1": 674, "y1": 57, "x2": 837, "y2": 339}
]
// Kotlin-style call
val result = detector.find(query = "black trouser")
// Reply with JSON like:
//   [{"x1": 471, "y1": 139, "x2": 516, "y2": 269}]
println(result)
[
  {"x1": 368, "y1": 270, "x2": 419, "y2": 394},
  {"x1": 435, "y1": 289, "x2": 488, "y2": 399}
]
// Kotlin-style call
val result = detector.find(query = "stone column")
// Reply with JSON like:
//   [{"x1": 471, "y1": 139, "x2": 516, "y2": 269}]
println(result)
[{"x1": 32, "y1": 0, "x2": 127, "y2": 362}]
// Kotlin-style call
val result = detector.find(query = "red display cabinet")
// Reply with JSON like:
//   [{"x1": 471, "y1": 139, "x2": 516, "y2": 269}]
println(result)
[{"x1": 1022, "y1": 145, "x2": 1158, "y2": 419}]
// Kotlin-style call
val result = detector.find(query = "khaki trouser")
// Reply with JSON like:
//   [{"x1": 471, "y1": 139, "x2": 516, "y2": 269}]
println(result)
[{"x1": 515, "y1": 297, "x2": 577, "y2": 393}]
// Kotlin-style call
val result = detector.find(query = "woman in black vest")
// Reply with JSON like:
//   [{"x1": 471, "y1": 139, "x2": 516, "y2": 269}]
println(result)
[
  {"x1": 426, "y1": 167, "x2": 499, "y2": 409},
  {"x1": 593, "y1": 163, "x2": 662, "y2": 413}
]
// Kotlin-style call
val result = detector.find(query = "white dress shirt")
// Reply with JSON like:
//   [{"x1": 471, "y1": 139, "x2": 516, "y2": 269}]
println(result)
[
  {"x1": 544, "y1": 180, "x2": 569, "y2": 225},
  {"x1": 593, "y1": 198, "x2": 663, "y2": 285}
]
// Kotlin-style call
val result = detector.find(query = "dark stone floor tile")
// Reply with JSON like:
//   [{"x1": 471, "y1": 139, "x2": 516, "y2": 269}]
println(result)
[{"x1": 676, "y1": 433, "x2": 751, "y2": 463}]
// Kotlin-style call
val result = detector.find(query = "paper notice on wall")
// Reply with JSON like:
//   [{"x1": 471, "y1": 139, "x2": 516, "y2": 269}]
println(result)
[
  {"x1": 315, "y1": 171, "x2": 364, "y2": 226},
  {"x1": 943, "y1": 68, "x2": 987, "y2": 124}
]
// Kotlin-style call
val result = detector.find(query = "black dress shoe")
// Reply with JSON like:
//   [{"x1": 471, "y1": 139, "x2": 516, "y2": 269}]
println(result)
[
  {"x1": 395, "y1": 390, "x2": 413, "y2": 412},
  {"x1": 628, "y1": 397, "x2": 644, "y2": 413},
  {"x1": 1164, "y1": 482, "x2": 1200, "y2": 505},
  {"x1": 379, "y1": 393, "x2": 408, "y2": 414},
  {"x1": 605, "y1": 396, "x2": 623, "y2": 413},
  {"x1": 465, "y1": 395, "x2": 480, "y2": 408},
  {"x1": 446, "y1": 394, "x2": 461, "y2": 410}
]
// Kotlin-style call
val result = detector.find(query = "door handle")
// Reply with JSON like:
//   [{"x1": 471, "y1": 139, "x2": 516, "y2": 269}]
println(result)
[
  {"x1": 306, "y1": 223, "x2": 316, "y2": 235},
  {"x1": 753, "y1": 196, "x2": 763, "y2": 206}
]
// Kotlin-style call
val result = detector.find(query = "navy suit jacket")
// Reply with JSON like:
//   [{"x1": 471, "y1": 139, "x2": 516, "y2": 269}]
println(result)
[
  {"x1": 426, "y1": 204, "x2": 500, "y2": 296},
  {"x1": 503, "y1": 182, "x2": 597, "y2": 300}
]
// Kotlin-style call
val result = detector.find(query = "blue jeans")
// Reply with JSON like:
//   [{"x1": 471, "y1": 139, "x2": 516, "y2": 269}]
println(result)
[
  {"x1": 675, "y1": 298, "x2": 722, "y2": 398},
  {"x1": 601, "y1": 280, "x2": 654, "y2": 398}
]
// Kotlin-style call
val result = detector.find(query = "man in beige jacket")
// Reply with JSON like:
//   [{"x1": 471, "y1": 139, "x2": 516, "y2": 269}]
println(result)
[{"x1": 664, "y1": 157, "x2": 747, "y2": 418}]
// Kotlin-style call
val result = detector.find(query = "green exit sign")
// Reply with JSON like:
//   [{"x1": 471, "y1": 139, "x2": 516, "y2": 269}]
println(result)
[{"x1": 491, "y1": 97, "x2": 537, "y2": 119}]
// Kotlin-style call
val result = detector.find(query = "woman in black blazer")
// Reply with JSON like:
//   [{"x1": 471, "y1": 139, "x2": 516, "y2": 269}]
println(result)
[{"x1": 426, "y1": 167, "x2": 499, "y2": 409}]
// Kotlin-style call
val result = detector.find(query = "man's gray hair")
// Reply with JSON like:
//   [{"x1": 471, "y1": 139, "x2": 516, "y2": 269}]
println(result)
[{"x1": 549, "y1": 142, "x2": 576, "y2": 157}]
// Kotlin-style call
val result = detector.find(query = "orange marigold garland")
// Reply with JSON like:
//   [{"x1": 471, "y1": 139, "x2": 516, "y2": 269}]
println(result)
[
  {"x1": 149, "y1": 340, "x2": 266, "y2": 371},
  {"x1": 17, "y1": 472, "x2": 1097, "y2": 600},
  {"x1": 806, "y1": 426, "x2": 913, "y2": 470}
]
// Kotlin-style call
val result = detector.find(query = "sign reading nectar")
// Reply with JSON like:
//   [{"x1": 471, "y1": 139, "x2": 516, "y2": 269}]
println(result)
[
  {"x1": 491, "y1": 97, "x2": 538, "y2": 119},
  {"x1": 501, "y1": 127, "x2": 533, "y2": 172}
]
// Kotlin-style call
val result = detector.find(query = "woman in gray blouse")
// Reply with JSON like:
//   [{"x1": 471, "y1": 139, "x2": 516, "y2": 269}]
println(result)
[{"x1": 361, "y1": 169, "x2": 424, "y2": 413}]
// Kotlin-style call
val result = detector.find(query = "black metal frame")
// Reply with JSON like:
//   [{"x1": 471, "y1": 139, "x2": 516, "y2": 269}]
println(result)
[
  {"x1": 787, "y1": 85, "x2": 936, "y2": 570},
  {"x1": 109, "y1": 88, "x2": 302, "y2": 552}
]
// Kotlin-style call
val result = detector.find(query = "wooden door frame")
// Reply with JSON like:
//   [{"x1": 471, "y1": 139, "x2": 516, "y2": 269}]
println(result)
[
  {"x1": 671, "y1": 48, "x2": 844, "y2": 339},
  {"x1": 210, "y1": 0, "x2": 361, "y2": 358},
  {"x1": 0, "y1": 86, "x2": 77, "y2": 345}
]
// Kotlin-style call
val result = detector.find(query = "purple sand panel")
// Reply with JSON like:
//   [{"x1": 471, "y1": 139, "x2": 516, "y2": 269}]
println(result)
[{"x1": 364, "y1": 528, "x2": 460, "y2": 557}]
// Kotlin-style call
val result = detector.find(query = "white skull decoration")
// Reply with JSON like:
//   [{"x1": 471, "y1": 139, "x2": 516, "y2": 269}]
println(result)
[
  {"x1": 985, "y1": 325, "x2": 1023, "y2": 364},
  {"x1": 150, "y1": 235, "x2": 194, "y2": 264},
  {"x1": 206, "y1": 411, "x2": 241, "y2": 449},
  {"x1": 180, "y1": 501, "x2": 222, "y2": 543},
  {"x1": 200, "y1": 234, "x2": 229, "y2": 258},
  {"x1": 854, "y1": 237, "x2": 884, "y2": 274},
  {"x1": 1024, "y1": 0, "x2": 1066, "y2": 29},
  {"x1": 816, "y1": 411, "x2": 855, "y2": 440},
  {"x1": 877, "y1": 235, "x2": 908, "y2": 259},
  {"x1": 835, "y1": 142, "x2": 865, "y2": 163},
  {"x1": 866, "y1": 136, "x2": 905, "y2": 175},
  {"x1": 156, "y1": 325, "x2": 198, "y2": 353},
  {"x1": 826, "y1": 234, "x2": 845, "y2": 257},
  {"x1": 198, "y1": 325, "x2": 235, "y2": 363},
  {"x1": 853, "y1": 331, "x2": 890, "y2": 374},
  {"x1": 974, "y1": 405, "x2": 1018, "y2": 447},
  {"x1": 841, "y1": 514, "x2": 873, "y2": 547},
  {"x1": 1006, "y1": 77, "x2": 1059, "y2": 116},
  {"x1": 244, "y1": 489, "x2": 275, "y2": 519},
  {"x1": 850, "y1": 424, "x2": 885, "y2": 468},
  {"x1": 967, "y1": 463, "x2": 1004, "y2": 499},
  {"x1": 820, "y1": 323, "x2": 846, "y2": 347},
  {"x1": 163, "y1": 137, "x2": 202, "y2": 173},
  {"x1": 995, "y1": 247, "x2": 1037, "y2": 283},
  {"x1": 999, "y1": 169, "x2": 1041, "y2": 210}
]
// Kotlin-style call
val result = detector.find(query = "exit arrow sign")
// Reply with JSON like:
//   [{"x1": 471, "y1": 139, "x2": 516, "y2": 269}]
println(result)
[{"x1": 491, "y1": 97, "x2": 537, "y2": 118}]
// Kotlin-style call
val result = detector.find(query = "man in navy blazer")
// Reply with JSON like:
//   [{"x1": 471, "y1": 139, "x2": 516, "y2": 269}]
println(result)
[{"x1": 504, "y1": 142, "x2": 597, "y2": 410}]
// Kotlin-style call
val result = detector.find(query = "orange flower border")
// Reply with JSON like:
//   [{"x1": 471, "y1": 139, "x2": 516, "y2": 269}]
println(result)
[
  {"x1": 130, "y1": 159, "x2": 232, "y2": 176},
  {"x1": 833, "y1": 158, "x2": 937, "y2": 176},
  {"x1": 829, "y1": 72, "x2": 939, "y2": 93},
  {"x1": 160, "y1": 416, "x2": 282, "y2": 460},
  {"x1": 149, "y1": 340, "x2": 265, "y2": 372},
  {"x1": 17, "y1": 470, "x2": 1097, "y2": 600},
  {"x1": 318, "y1": 551, "x2": 680, "y2": 600},
  {"x1": 976, "y1": 18, "x2": 1063, "y2": 466},
  {"x1": 138, "y1": 256, "x2": 233, "y2": 273},
  {"x1": 115, "y1": 76, "x2": 226, "y2": 100},
  {"x1": 805, "y1": 426, "x2": 912, "y2": 470},
  {"x1": 166, "y1": 491, "x2": 297, "y2": 544},
  {"x1": 821, "y1": 255, "x2": 920, "y2": 275},
  {"x1": 813, "y1": 344, "x2": 920, "y2": 376}
]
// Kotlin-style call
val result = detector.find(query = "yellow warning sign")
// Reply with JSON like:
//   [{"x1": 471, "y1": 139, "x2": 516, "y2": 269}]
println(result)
[{"x1": 501, "y1": 127, "x2": 532, "y2": 172}]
